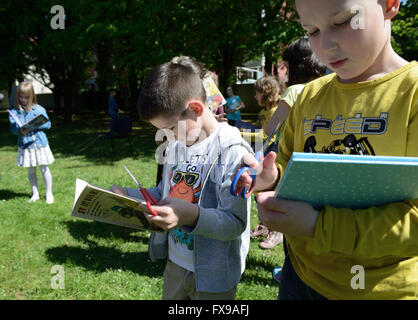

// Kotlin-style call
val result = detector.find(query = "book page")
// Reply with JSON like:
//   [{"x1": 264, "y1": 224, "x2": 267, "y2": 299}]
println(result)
[
  {"x1": 72, "y1": 179, "x2": 162, "y2": 232},
  {"x1": 8, "y1": 109, "x2": 23, "y2": 127},
  {"x1": 73, "y1": 178, "x2": 88, "y2": 210},
  {"x1": 21, "y1": 114, "x2": 48, "y2": 131}
]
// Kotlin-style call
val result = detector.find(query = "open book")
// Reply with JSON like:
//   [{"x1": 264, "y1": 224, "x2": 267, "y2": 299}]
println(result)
[
  {"x1": 8, "y1": 109, "x2": 48, "y2": 131},
  {"x1": 71, "y1": 179, "x2": 163, "y2": 232},
  {"x1": 275, "y1": 152, "x2": 418, "y2": 209}
]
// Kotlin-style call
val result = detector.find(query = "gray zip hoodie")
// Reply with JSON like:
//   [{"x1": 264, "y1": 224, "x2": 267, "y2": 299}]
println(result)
[{"x1": 127, "y1": 123, "x2": 253, "y2": 292}]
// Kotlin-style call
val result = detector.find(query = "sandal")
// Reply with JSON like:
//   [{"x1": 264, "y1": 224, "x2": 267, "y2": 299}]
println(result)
[
  {"x1": 259, "y1": 231, "x2": 283, "y2": 249},
  {"x1": 250, "y1": 224, "x2": 269, "y2": 238}
]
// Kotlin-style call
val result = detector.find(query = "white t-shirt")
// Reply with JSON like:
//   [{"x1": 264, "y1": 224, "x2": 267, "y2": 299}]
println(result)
[{"x1": 167, "y1": 125, "x2": 221, "y2": 272}]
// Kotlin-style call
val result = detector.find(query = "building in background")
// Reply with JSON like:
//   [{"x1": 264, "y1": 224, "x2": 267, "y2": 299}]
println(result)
[{"x1": 236, "y1": 59, "x2": 264, "y2": 85}]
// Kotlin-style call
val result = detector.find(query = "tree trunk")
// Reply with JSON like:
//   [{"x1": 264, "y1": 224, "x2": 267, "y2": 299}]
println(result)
[
  {"x1": 221, "y1": 44, "x2": 235, "y2": 93},
  {"x1": 63, "y1": 85, "x2": 74, "y2": 122},
  {"x1": 128, "y1": 67, "x2": 139, "y2": 116},
  {"x1": 264, "y1": 46, "x2": 273, "y2": 76},
  {"x1": 52, "y1": 89, "x2": 63, "y2": 115}
]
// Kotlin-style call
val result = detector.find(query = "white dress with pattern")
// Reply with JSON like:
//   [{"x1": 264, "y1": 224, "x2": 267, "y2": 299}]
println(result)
[{"x1": 17, "y1": 143, "x2": 54, "y2": 167}]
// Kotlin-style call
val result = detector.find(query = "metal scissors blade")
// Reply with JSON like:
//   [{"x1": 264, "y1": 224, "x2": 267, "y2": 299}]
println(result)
[
  {"x1": 124, "y1": 165, "x2": 142, "y2": 189},
  {"x1": 124, "y1": 165, "x2": 158, "y2": 216}
]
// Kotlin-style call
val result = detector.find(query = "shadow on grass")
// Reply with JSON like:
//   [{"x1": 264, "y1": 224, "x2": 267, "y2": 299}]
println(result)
[
  {"x1": 63, "y1": 220, "x2": 150, "y2": 246},
  {"x1": 0, "y1": 189, "x2": 31, "y2": 200},
  {"x1": 45, "y1": 245, "x2": 165, "y2": 277},
  {"x1": 48, "y1": 111, "x2": 158, "y2": 164},
  {"x1": 45, "y1": 220, "x2": 165, "y2": 276},
  {"x1": 0, "y1": 110, "x2": 158, "y2": 164},
  {"x1": 240, "y1": 253, "x2": 280, "y2": 287}
]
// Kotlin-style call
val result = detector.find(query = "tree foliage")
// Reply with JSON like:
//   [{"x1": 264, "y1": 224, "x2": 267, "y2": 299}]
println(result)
[
  {"x1": 1, "y1": 0, "x2": 302, "y2": 116},
  {"x1": 391, "y1": 0, "x2": 418, "y2": 61},
  {"x1": 1, "y1": 0, "x2": 415, "y2": 118}
]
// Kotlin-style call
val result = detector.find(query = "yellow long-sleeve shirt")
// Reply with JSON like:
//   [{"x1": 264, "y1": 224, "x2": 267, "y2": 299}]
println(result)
[{"x1": 276, "y1": 61, "x2": 418, "y2": 299}]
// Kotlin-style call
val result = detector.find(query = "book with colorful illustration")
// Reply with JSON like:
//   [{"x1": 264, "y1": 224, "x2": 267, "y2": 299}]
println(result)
[
  {"x1": 71, "y1": 178, "x2": 163, "y2": 232},
  {"x1": 275, "y1": 152, "x2": 418, "y2": 209},
  {"x1": 202, "y1": 74, "x2": 226, "y2": 112}
]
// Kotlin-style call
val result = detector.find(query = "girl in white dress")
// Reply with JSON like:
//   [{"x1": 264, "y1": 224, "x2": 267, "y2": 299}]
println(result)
[{"x1": 8, "y1": 81, "x2": 55, "y2": 204}]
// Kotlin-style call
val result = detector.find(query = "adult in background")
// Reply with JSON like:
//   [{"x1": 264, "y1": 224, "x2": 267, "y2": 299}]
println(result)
[
  {"x1": 108, "y1": 89, "x2": 119, "y2": 134},
  {"x1": 225, "y1": 86, "x2": 245, "y2": 127}
]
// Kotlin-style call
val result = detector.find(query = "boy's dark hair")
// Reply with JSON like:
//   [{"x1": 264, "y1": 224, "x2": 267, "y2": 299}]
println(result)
[
  {"x1": 283, "y1": 37, "x2": 326, "y2": 86},
  {"x1": 137, "y1": 56, "x2": 207, "y2": 121}
]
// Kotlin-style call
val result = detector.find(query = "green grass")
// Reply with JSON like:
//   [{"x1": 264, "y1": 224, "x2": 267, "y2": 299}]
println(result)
[{"x1": 0, "y1": 109, "x2": 284, "y2": 300}]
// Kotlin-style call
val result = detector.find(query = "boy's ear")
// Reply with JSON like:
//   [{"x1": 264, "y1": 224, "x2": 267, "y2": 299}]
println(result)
[
  {"x1": 187, "y1": 100, "x2": 204, "y2": 117},
  {"x1": 385, "y1": 0, "x2": 400, "y2": 19}
]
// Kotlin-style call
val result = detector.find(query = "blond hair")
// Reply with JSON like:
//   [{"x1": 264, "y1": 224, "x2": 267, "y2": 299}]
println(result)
[
  {"x1": 14, "y1": 81, "x2": 37, "y2": 112},
  {"x1": 254, "y1": 76, "x2": 286, "y2": 109}
]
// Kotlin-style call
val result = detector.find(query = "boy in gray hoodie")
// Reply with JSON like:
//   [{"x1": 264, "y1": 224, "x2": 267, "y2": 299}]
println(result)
[{"x1": 112, "y1": 56, "x2": 253, "y2": 300}]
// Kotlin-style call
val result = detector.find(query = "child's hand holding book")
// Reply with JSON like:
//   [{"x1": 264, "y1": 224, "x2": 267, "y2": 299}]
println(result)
[
  {"x1": 256, "y1": 191, "x2": 319, "y2": 238},
  {"x1": 19, "y1": 127, "x2": 30, "y2": 135},
  {"x1": 111, "y1": 185, "x2": 128, "y2": 196}
]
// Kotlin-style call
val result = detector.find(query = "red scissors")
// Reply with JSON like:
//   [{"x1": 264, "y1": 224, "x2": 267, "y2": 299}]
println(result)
[{"x1": 124, "y1": 165, "x2": 159, "y2": 216}]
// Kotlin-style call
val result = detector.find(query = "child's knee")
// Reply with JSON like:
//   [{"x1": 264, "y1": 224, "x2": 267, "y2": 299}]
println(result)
[
  {"x1": 27, "y1": 167, "x2": 37, "y2": 174},
  {"x1": 39, "y1": 165, "x2": 49, "y2": 174}
]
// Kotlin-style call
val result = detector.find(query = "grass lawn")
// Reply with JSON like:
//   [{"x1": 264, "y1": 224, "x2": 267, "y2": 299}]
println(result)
[{"x1": 0, "y1": 109, "x2": 284, "y2": 300}]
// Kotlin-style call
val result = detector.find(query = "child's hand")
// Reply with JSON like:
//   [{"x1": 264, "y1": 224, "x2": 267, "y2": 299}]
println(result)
[
  {"x1": 256, "y1": 191, "x2": 319, "y2": 238},
  {"x1": 231, "y1": 151, "x2": 279, "y2": 194},
  {"x1": 19, "y1": 128, "x2": 30, "y2": 135},
  {"x1": 140, "y1": 197, "x2": 199, "y2": 230},
  {"x1": 214, "y1": 113, "x2": 227, "y2": 122},
  {"x1": 110, "y1": 185, "x2": 128, "y2": 196}
]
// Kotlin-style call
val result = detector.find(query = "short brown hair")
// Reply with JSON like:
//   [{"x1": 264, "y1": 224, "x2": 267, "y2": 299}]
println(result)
[
  {"x1": 254, "y1": 76, "x2": 286, "y2": 109},
  {"x1": 137, "y1": 56, "x2": 207, "y2": 121}
]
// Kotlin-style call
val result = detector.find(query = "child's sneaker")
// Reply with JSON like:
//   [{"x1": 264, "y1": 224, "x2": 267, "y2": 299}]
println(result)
[{"x1": 272, "y1": 265, "x2": 282, "y2": 283}]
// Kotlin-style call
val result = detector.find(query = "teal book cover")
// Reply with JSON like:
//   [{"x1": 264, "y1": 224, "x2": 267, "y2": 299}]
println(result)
[{"x1": 275, "y1": 152, "x2": 418, "y2": 209}]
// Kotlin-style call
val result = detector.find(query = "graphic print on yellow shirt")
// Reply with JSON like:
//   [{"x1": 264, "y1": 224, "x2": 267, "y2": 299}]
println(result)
[
  {"x1": 276, "y1": 61, "x2": 418, "y2": 299},
  {"x1": 301, "y1": 112, "x2": 390, "y2": 155},
  {"x1": 168, "y1": 163, "x2": 203, "y2": 251}
]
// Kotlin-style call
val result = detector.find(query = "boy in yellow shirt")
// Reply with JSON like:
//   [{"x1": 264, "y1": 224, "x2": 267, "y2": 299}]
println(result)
[{"x1": 233, "y1": 0, "x2": 417, "y2": 299}]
